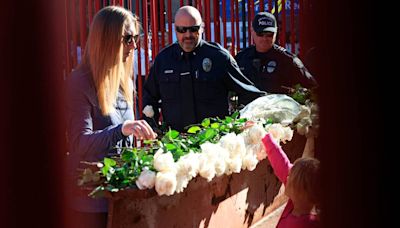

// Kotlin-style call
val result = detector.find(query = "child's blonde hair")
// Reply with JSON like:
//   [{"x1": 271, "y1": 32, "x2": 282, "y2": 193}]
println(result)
[{"x1": 290, "y1": 157, "x2": 321, "y2": 205}]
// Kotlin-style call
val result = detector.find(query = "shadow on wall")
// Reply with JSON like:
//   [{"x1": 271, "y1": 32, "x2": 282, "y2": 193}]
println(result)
[{"x1": 243, "y1": 132, "x2": 305, "y2": 226}]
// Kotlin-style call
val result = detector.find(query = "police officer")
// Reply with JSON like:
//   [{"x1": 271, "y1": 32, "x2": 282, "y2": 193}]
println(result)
[
  {"x1": 143, "y1": 6, "x2": 262, "y2": 132},
  {"x1": 235, "y1": 12, "x2": 317, "y2": 105}
]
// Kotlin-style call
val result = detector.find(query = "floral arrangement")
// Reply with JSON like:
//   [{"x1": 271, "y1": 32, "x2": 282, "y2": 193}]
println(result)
[{"x1": 79, "y1": 93, "x2": 318, "y2": 197}]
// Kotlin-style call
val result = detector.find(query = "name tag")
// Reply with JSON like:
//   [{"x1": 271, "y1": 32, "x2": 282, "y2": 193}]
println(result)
[
  {"x1": 180, "y1": 72, "x2": 190, "y2": 76},
  {"x1": 164, "y1": 69, "x2": 173, "y2": 74}
]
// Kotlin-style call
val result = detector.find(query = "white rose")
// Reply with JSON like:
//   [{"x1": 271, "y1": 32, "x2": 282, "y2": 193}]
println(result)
[
  {"x1": 219, "y1": 133, "x2": 246, "y2": 158},
  {"x1": 135, "y1": 169, "x2": 156, "y2": 190},
  {"x1": 142, "y1": 105, "x2": 155, "y2": 118},
  {"x1": 242, "y1": 124, "x2": 267, "y2": 145},
  {"x1": 242, "y1": 153, "x2": 259, "y2": 171},
  {"x1": 281, "y1": 126, "x2": 294, "y2": 143},
  {"x1": 198, "y1": 151, "x2": 216, "y2": 182},
  {"x1": 226, "y1": 156, "x2": 242, "y2": 174},
  {"x1": 155, "y1": 171, "x2": 177, "y2": 196},
  {"x1": 214, "y1": 156, "x2": 227, "y2": 177},
  {"x1": 255, "y1": 143, "x2": 267, "y2": 161},
  {"x1": 200, "y1": 142, "x2": 220, "y2": 161},
  {"x1": 265, "y1": 123, "x2": 284, "y2": 140},
  {"x1": 202, "y1": 142, "x2": 229, "y2": 176},
  {"x1": 175, "y1": 173, "x2": 191, "y2": 193},
  {"x1": 176, "y1": 152, "x2": 200, "y2": 178},
  {"x1": 246, "y1": 143, "x2": 266, "y2": 161},
  {"x1": 153, "y1": 148, "x2": 176, "y2": 172},
  {"x1": 265, "y1": 123, "x2": 293, "y2": 144},
  {"x1": 216, "y1": 146, "x2": 229, "y2": 176}
]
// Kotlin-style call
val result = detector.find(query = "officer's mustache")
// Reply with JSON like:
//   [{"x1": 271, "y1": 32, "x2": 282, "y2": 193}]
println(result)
[{"x1": 183, "y1": 37, "x2": 195, "y2": 42}]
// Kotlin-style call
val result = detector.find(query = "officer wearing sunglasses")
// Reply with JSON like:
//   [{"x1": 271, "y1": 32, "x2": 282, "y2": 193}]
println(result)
[
  {"x1": 235, "y1": 12, "x2": 317, "y2": 105},
  {"x1": 143, "y1": 6, "x2": 263, "y2": 132}
]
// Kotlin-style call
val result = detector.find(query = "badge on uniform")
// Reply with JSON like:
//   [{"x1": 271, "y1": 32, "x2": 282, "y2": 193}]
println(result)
[
  {"x1": 202, "y1": 58, "x2": 212, "y2": 72},
  {"x1": 266, "y1": 60, "x2": 276, "y2": 73}
]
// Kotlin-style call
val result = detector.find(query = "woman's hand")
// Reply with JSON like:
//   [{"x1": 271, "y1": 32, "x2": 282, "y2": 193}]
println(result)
[{"x1": 122, "y1": 120, "x2": 157, "y2": 140}]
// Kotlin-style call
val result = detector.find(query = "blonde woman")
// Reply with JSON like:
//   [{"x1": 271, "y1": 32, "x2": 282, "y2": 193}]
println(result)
[{"x1": 66, "y1": 6, "x2": 156, "y2": 227}]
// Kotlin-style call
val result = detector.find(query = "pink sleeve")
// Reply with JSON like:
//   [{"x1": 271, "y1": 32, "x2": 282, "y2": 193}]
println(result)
[{"x1": 262, "y1": 134, "x2": 293, "y2": 185}]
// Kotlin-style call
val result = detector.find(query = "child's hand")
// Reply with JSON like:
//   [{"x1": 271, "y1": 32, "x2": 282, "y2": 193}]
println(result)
[{"x1": 241, "y1": 120, "x2": 255, "y2": 130}]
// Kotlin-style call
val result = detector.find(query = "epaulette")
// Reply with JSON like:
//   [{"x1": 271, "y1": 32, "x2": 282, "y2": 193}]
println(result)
[
  {"x1": 206, "y1": 41, "x2": 222, "y2": 49},
  {"x1": 204, "y1": 41, "x2": 222, "y2": 49},
  {"x1": 274, "y1": 44, "x2": 295, "y2": 58},
  {"x1": 272, "y1": 45, "x2": 307, "y2": 69},
  {"x1": 207, "y1": 41, "x2": 231, "y2": 55},
  {"x1": 274, "y1": 44, "x2": 286, "y2": 53}
]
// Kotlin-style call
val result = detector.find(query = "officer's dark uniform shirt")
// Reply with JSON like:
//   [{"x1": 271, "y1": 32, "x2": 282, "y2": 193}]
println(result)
[
  {"x1": 235, "y1": 44, "x2": 317, "y2": 105},
  {"x1": 143, "y1": 40, "x2": 258, "y2": 132}
]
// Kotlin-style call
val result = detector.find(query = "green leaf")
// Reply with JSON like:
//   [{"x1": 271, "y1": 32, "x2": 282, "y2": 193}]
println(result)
[
  {"x1": 237, "y1": 118, "x2": 247, "y2": 123},
  {"x1": 204, "y1": 128, "x2": 217, "y2": 140},
  {"x1": 166, "y1": 129, "x2": 180, "y2": 139},
  {"x1": 101, "y1": 166, "x2": 109, "y2": 176},
  {"x1": 187, "y1": 126, "x2": 201, "y2": 133},
  {"x1": 121, "y1": 150, "x2": 134, "y2": 162},
  {"x1": 104, "y1": 157, "x2": 116, "y2": 167},
  {"x1": 231, "y1": 111, "x2": 239, "y2": 119},
  {"x1": 220, "y1": 125, "x2": 226, "y2": 131},
  {"x1": 224, "y1": 116, "x2": 233, "y2": 124},
  {"x1": 188, "y1": 135, "x2": 199, "y2": 144},
  {"x1": 179, "y1": 141, "x2": 188, "y2": 151},
  {"x1": 211, "y1": 123, "x2": 220, "y2": 129},
  {"x1": 140, "y1": 154, "x2": 153, "y2": 164},
  {"x1": 201, "y1": 118, "x2": 210, "y2": 127},
  {"x1": 173, "y1": 149, "x2": 185, "y2": 161},
  {"x1": 105, "y1": 167, "x2": 116, "y2": 181},
  {"x1": 165, "y1": 143, "x2": 177, "y2": 151}
]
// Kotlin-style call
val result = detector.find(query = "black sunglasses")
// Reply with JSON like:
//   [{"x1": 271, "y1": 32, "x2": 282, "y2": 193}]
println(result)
[
  {"x1": 256, "y1": 32, "x2": 274, "y2": 38},
  {"x1": 175, "y1": 25, "x2": 201, "y2": 33},
  {"x1": 123, "y1": 34, "x2": 139, "y2": 46}
]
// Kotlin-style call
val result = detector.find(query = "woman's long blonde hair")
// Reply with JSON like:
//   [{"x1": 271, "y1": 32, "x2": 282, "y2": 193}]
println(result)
[{"x1": 83, "y1": 6, "x2": 139, "y2": 115}]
